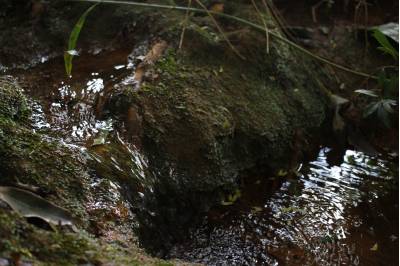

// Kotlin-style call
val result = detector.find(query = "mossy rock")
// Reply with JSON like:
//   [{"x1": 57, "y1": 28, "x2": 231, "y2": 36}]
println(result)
[
  {"x1": 0, "y1": 77, "x2": 29, "y2": 120},
  {"x1": 0, "y1": 77, "x2": 188, "y2": 265},
  {"x1": 104, "y1": 6, "x2": 332, "y2": 251}
]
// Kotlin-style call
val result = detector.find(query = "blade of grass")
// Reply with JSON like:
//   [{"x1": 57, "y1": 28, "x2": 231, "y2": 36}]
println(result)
[
  {"x1": 64, "y1": 3, "x2": 99, "y2": 76},
  {"x1": 178, "y1": 0, "x2": 192, "y2": 50}
]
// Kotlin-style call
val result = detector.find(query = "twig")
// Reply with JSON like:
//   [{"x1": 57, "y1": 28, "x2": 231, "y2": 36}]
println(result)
[
  {"x1": 178, "y1": 0, "x2": 192, "y2": 50},
  {"x1": 311, "y1": 0, "x2": 326, "y2": 23},
  {"x1": 66, "y1": 0, "x2": 378, "y2": 80},
  {"x1": 193, "y1": 0, "x2": 246, "y2": 60},
  {"x1": 263, "y1": 0, "x2": 295, "y2": 41},
  {"x1": 251, "y1": 0, "x2": 269, "y2": 54}
]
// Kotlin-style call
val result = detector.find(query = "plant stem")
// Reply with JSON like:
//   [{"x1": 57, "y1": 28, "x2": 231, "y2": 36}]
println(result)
[{"x1": 67, "y1": 0, "x2": 378, "y2": 80}]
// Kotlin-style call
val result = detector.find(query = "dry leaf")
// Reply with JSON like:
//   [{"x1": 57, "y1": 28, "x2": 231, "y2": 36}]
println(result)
[
  {"x1": 134, "y1": 40, "x2": 168, "y2": 86},
  {"x1": 0, "y1": 186, "x2": 74, "y2": 226}
]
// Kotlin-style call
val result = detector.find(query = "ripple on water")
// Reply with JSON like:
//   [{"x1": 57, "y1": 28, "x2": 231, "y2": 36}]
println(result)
[{"x1": 170, "y1": 148, "x2": 398, "y2": 266}]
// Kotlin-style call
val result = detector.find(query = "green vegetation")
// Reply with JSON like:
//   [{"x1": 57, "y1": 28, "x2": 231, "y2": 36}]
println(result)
[
  {"x1": 64, "y1": 3, "x2": 99, "y2": 76},
  {"x1": 0, "y1": 78, "x2": 186, "y2": 265},
  {"x1": 355, "y1": 29, "x2": 398, "y2": 128}
]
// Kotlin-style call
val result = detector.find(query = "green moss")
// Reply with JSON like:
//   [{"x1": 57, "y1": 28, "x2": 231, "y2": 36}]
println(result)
[
  {"x1": 0, "y1": 78, "x2": 187, "y2": 265},
  {"x1": 106, "y1": 24, "x2": 330, "y2": 221},
  {"x1": 0, "y1": 209, "x2": 180, "y2": 265},
  {"x1": 0, "y1": 77, "x2": 30, "y2": 120},
  {"x1": 157, "y1": 50, "x2": 179, "y2": 74},
  {"x1": 0, "y1": 209, "x2": 98, "y2": 265}
]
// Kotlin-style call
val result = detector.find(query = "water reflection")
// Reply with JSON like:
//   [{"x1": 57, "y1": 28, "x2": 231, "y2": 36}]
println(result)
[{"x1": 170, "y1": 149, "x2": 398, "y2": 265}]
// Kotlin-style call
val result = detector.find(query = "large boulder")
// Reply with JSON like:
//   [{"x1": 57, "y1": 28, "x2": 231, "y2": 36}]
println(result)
[{"x1": 100, "y1": 3, "x2": 332, "y2": 251}]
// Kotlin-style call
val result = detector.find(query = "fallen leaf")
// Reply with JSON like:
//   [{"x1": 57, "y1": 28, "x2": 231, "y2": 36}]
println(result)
[
  {"x1": 370, "y1": 243, "x2": 378, "y2": 251},
  {"x1": 0, "y1": 186, "x2": 74, "y2": 226},
  {"x1": 134, "y1": 40, "x2": 168, "y2": 86}
]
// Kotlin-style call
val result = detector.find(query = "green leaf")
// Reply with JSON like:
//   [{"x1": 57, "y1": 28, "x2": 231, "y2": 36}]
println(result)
[
  {"x1": 363, "y1": 102, "x2": 380, "y2": 118},
  {"x1": 64, "y1": 3, "x2": 99, "y2": 76},
  {"x1": 372, "y1": 29, "x2": 398, "y2": 59},
  {"x1": 377, "y1": 102, "x2": 392, "y2": 128},
  {"x1": 355, "y1": 89, "x2": 378, "y2": 97},
  {"x1": 382, "y1": 99, "x2": 396, "y2": 114}
]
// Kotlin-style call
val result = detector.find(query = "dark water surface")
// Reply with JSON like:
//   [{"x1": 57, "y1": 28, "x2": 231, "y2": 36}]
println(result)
[
  {"x1": 170, "y1": 148, "x2": 398, "y2": 266},
  {"x1": 6, "y1": 51, "x2": 398, "y2": 266}
]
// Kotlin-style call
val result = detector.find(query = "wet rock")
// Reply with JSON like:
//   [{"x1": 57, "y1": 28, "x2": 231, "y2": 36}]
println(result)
[
  {"x1": 0, "y1": 76, "x2": 29, "y2": 120},
  {"x1": 0, "y1": 77, "x2": 182, "y2": 265},
  {"x1": 102, "y1": 7, "x2": 332, "y2": 251}
]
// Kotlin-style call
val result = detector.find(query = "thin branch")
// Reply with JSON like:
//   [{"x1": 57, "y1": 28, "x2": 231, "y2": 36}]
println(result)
[
  {"x1": 193, "y1": 0, "x2": 246, "y2": 60},
  {"x1": 178, "y1": 0, "x2": 192, "y2": 50},
  {"x1": 251, "y1": 0, "x2": 269, "y2": 54}
]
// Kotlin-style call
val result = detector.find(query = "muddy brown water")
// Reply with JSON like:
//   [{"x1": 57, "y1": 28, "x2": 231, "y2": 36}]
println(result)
[{"x1": 5, "y1": 50, "x2": 398, "y2": 265}]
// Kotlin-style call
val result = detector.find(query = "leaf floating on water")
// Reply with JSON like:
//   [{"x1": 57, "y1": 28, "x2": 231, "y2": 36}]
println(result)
[
  {"x1": 0, "y1": 186, "x2": 74, "y2": 226},
  {"x1": 370, "y1": 243, "x2": 378, "y2": 251}
]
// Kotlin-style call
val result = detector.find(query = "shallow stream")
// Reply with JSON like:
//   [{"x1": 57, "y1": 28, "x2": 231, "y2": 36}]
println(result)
[{"x1": 5, "y1": 50, "x2": 398, "y2": 265}]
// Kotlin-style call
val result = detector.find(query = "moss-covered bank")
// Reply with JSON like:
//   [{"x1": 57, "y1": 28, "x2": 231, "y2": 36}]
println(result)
[{"x1": 0, "y1": 77, "x2": 190, "y2": 265}]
